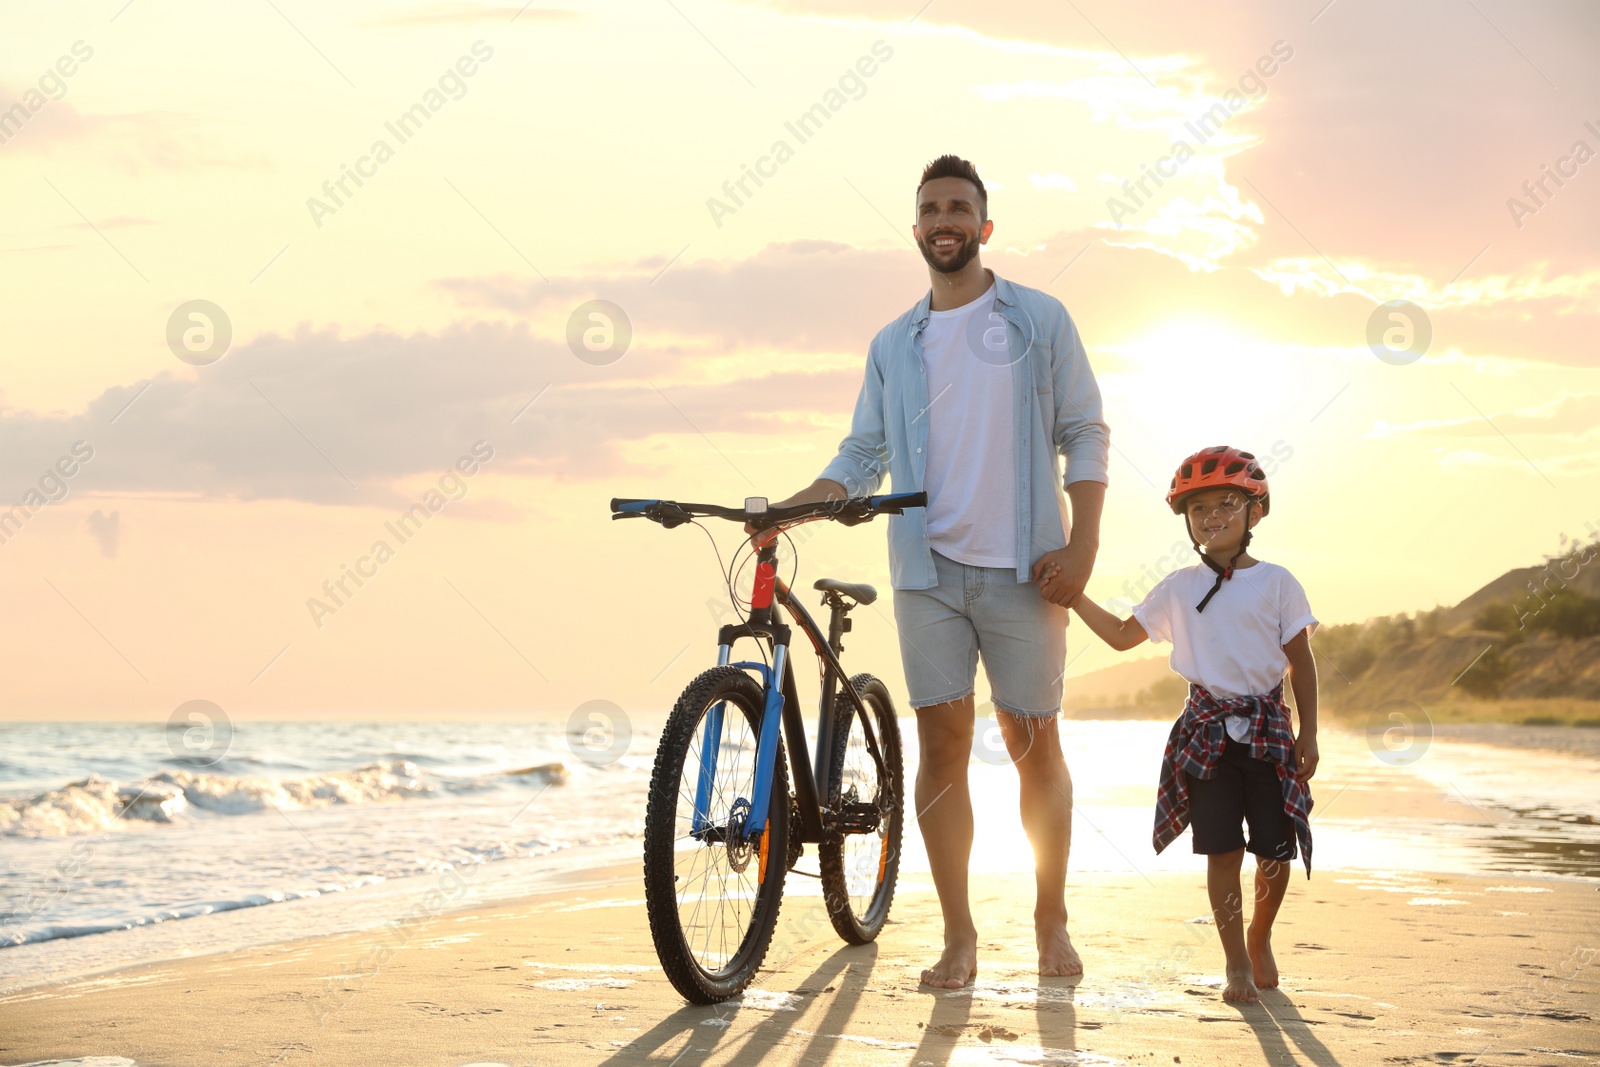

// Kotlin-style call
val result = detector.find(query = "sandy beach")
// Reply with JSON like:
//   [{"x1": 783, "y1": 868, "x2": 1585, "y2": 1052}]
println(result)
[{"x1": 3, "y1": 859, "x2": 1596, "y2": 1067}]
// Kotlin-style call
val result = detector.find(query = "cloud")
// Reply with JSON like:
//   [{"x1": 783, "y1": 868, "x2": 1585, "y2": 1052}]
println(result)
[
  {"x1": 746, "y1": 0, "x2": 1600, "y2": 288},
  {"x1": 86, "y1": 509, "x2": 119, "y2": 557},
  {"x1": 1029, "y1": 172, "x2": 1078, "y2": 190},
  {"x1": 1376, "y1": 395, "x2": 1600, "y2": 441},
  {"x1": 439, "y1": 240, "x2": 931, "y2": 352},
  {"x1": 0, "y1": 319, "x2": 864, "y2": 507},
  {"x1": 0, "y1": 88, "x2": 269, "y2": 171}
]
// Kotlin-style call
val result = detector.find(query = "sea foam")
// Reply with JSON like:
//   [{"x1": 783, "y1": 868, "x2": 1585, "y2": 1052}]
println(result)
[{"x1": 0, "y1": 760, "x2": 568, "y2": 838}]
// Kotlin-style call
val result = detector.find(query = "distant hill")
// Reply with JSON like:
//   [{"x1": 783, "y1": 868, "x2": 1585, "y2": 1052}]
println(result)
[
  {"x1": 1440, "y1": 548, "x2": 1600, "y2": 630},
  {"x1": 1062, "y1": 654, "x2": 1173, "y2": 712},
  {"x1": 1060, "y1": 537, "x2": 1600, "y2": 721},
  {"x1": 1316, "y1": 539, "x2": 1600, "y2": 713}
]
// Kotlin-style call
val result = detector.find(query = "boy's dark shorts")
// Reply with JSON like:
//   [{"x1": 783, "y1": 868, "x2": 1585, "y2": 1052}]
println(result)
[{"x1": 1183, "y1": 737, "x2": 1297, "y2": 862}]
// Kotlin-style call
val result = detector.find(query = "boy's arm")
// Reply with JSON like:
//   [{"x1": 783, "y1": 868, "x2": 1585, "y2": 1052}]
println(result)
[
  {"x1": 1067, "y1": 592, "x2": 1149, "y2": 652},
  {"x1": 1283, "y1": 628, "x2": 1319, "y2": 781}
]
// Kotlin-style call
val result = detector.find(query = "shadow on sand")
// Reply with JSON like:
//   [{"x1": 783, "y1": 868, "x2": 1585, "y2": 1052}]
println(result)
[
  {"x1": 903, "y1": 973, "x2": 1081, "y2": 1066},
  {"x1": 592, "y1": 942, "x2": 883, "y2": 1066},
  {"x1": 1240, "y1": 989, "x2": 1345, "y2": 1067}
]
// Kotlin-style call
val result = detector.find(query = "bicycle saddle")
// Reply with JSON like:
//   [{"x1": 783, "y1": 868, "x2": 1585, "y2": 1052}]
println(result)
[{"x1": 813, "y1": 578, "x2": 878, "y2": 606}]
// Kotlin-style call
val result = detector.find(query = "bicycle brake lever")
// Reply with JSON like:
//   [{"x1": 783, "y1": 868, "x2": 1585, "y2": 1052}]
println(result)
[
  {"x1": 654, "y1": 502, "x2": 693, "y2": 528},
  {"x1": 831, "y1": 501, "x2": 874, "y2": 527}
]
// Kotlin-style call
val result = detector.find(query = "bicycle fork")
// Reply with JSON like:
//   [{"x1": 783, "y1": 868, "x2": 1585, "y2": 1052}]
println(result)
[
  {"x1": 692, "y1": 547, "x2": 789, "y2": 844},
  {"x1": 690, "y1": 645, "x2": 787, "y2": 842}
]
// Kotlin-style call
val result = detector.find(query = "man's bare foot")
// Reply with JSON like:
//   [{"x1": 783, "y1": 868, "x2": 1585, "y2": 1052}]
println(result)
[
  {"x1": 920, "y1": 936, "x2": 978, "y2": 989},
  {"x1": 1037, "y1": 921, "x2": 1083, "y2": 977},
  {"x1": 1247, "y1": 927, "x2": 1279, "y2": 989},
  {"x1": 1222, "y1": 962, "x2": 1260, "y2": 1004}
]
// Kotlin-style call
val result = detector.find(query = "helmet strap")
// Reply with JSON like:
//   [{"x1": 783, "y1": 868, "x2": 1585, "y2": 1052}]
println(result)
[{"x1": 1188, "y1": 500, "x2": 1256, "y2": 613}]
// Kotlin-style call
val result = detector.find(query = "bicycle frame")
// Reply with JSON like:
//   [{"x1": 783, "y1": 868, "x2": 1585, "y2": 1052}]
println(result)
[{"x1": 690, "y1": 537, "x2": 890, "y2": 846}]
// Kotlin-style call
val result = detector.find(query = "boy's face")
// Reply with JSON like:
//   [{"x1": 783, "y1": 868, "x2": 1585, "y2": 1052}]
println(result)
[{"x1": 1183, "y1": 487, "x2": 1260, "y2": 552}]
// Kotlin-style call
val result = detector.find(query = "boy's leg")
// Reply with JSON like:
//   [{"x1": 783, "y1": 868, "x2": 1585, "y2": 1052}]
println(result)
[
  {"x1": 1239, "y1": 749, "x2": 1297, "y2": 990},
  {"x1": 1248, "y1": 857, "x2": 1291, "y2": 988},
  {"x1": 1184, "y1": 757, "x2": 1258, "y2": 1003},
  {"x1": 1205, "y1": 848, "x2": 1259, "y2": 1003},
  {"x1": 997, "y1": 711, "x2": 1081, "y2": 977},
  {"x1": 914, "y1": 696, "x2": 979, "y2": 988}
]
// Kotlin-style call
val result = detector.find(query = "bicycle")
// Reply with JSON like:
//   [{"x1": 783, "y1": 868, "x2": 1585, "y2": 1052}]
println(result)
[{"x1": 610, "y1": 491, "x2": 926, "y2": 1003}]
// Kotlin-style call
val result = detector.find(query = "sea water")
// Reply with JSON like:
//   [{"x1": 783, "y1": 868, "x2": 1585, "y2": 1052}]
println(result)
[{"x1": 2, "y1": 717, "x2": 1596, "y2": 992}]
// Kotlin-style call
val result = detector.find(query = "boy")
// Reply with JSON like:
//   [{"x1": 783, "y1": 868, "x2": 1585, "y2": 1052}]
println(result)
[{"x1": 1039, "y1": 445, "x2": 1319, "y2": 1003}]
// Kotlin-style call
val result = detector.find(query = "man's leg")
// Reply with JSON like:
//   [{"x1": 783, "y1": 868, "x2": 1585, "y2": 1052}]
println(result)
[
  {"x1": 914, "y1": 695, "x2": 978, "y2": 988},
  {"x1": 997, "y1": 711, "x2": 1081, "y2": 977}
]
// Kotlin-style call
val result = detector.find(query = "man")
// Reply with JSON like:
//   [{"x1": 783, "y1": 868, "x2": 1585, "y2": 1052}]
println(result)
[{"x1": 765, "y1": 155, "x2": 1110, "y2": 988}]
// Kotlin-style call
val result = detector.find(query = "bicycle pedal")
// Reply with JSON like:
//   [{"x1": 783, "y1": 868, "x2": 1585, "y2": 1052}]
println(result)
[{"x1": 836, "y1": 802, "x2": 882, "y2": 834}]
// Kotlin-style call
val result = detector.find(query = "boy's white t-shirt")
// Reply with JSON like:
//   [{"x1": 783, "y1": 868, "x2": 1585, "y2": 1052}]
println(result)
[
  {"x1": 1131, "y1": 561, "x2": 1318, "y2": 742},
  {"x1": 919, "y1": 282, "x2": 1018, "y2": 568}
]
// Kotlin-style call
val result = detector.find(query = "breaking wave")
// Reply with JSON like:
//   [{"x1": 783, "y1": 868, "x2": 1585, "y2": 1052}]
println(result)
[{"x1": 0, "y1": 760, "x2": 569, "y2": 838}]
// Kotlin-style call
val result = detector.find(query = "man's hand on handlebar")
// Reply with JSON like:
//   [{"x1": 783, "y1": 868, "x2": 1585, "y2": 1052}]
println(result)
[{"x1": 745, "y1": 478, "x2": 850, "y2": 542}]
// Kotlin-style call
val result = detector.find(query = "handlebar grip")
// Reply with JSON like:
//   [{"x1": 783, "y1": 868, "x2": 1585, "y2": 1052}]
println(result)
[
  {"x1": 870, "y1": 491, "x2": 928, "y2": 513},
  {"x1": 610, "y1": 498, "x2": 658, "y2": 513}
]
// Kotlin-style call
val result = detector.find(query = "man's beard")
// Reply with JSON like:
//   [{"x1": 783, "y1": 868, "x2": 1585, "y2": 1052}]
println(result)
[{"x1": 916, "y1": 228, "x2": 980, "y2": 274}]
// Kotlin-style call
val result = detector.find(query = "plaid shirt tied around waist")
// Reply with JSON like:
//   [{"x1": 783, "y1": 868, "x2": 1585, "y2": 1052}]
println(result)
[{"x1": 1152, "y1": 680, "x2": 1314, "y2": 877}]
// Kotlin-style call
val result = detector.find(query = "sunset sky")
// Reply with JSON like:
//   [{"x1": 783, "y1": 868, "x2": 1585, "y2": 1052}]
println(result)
[{"x1": 2, "y1": 0, "x2": 1596, "y2": 719}]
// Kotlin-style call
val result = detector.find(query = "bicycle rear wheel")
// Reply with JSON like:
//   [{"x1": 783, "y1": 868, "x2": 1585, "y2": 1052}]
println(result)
[
  {"x1": 643, "y1": 666, "x2": 789, "y2": 1003},
  {"x1": 818, "y1": 673, "x2": 903, "y2": 944}
]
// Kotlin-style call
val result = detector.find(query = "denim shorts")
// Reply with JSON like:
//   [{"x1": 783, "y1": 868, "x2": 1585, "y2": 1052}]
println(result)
[{"x1": 890, "y1": 548, "x2": 1067, "y2": 717}]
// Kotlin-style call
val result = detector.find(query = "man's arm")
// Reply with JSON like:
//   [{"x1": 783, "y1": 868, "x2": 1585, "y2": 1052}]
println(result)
[
  {"x1": 1284, "y1": 628, "x2": 1319, "y2": 781},
  {"x1": 1051, "y1": 309, "x2": 1110, "y2": 490},
  {"x1": 1032, "y1": 480, "x2": 1104, "y2": 607},
  {"x1": 752, "y1": 341, "x2": 885, "y2": 535},
  {"x1": 772, "y1": 478, "x2": 848, "y2": 509},
  {"x1": 813, "y1": 337, "x2": 889, "y2": 499},
  {"x1": 1031, "y1": 307, "x2": 1110, "y2": 605}
]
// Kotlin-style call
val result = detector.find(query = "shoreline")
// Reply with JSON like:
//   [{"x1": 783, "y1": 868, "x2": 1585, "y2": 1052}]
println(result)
[
  {"x1": 7, "y1": 720, "x2": 1600, "y2": 998},
  {"x1": 3, "y1": 862, "x2": 1596, "y2": 1066}
]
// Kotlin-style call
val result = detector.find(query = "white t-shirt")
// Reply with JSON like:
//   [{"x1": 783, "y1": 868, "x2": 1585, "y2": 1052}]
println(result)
[
  {"x1": 1131, "y1": 561, "x2": 1318, "y2": 741},
  {"x1": 920, "y1": 283, "x2": 1017, "y2": 568}
]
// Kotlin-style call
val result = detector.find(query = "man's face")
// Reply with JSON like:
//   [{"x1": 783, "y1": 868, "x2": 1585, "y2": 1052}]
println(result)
[{"x1": 914, "y1": 177, "x2": 992, "y2": 274}]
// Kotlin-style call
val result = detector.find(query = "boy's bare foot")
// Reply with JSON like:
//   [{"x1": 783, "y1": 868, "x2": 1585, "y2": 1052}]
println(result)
[
  {"x1": 920, "y1": 936, "x2": 978, "y2": 989},
  {"x1": 1037, "y1": 921, "x2": 1083, "y2": 977},
  {"x1": 1247, "y1": 927, "x2": 1279, "y2": 989},
  {"x1": 1222, "y1": 963, "x2": 1260, "y2": 1004}
]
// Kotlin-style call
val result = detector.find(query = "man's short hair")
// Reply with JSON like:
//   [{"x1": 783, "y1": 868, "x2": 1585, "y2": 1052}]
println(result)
[{"x1": 917, "y1": 155, "x2": 987, "y2": 222}]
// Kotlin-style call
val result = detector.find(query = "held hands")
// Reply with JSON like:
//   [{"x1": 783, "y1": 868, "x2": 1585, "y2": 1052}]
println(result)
[
  {"x1": 1293, "y1": 733, "x2": 1320, "y2": 783},
  {"x1": 1032, "y1": 542, "x2": 1094, "y2": 610},
  {"x1": 1037, "y1": 561, "x2": 1074, "y2": 608}
]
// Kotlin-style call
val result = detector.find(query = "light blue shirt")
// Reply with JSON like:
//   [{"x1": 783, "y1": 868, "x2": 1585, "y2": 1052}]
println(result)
[{"x1": 818, "y1": 272, "x2": 1111, "y2": 590}]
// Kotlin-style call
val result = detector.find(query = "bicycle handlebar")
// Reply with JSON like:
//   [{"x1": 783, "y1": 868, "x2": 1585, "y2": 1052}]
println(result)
[{"x1": 609, "y1": 492, "x2": 927, "y2": 530}]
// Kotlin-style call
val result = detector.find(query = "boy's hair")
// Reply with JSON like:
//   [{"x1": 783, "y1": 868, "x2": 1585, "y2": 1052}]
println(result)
[{"x1": 917, "y1": 155, "x2": 988, "y2": 222}]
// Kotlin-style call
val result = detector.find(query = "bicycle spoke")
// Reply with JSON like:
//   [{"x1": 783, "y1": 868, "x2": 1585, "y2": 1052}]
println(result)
[{"x1": 668, "y1": 688, "x2": 768, "y2": 976}]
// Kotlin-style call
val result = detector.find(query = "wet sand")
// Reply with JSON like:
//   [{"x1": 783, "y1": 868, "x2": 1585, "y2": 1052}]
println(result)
[{"x1": 3, "y1": 863, "x2": 1597, "y2": 1067}]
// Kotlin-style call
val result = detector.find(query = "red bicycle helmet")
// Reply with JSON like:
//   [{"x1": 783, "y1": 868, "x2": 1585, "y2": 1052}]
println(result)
[
  {"x1": 1166, "y1": 445, "x2": 1270, "y2": 516},
  {"x1": 1167, "y1": 446, "x2": 1270, "y2": 612}
]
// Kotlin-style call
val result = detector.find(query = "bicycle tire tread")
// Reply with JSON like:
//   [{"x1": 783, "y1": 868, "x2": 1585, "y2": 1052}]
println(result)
[{"x1": 642, "y1": 666, "x2": 789, "y2": 1004}]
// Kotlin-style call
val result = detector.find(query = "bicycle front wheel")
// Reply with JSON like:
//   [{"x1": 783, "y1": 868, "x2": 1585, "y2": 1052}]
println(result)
[
  {"x1": 818, "y1": 672, "x2": 904, "y2": 944},
  {"x1": 643, "y1": 666, "x2": 789, "y2": 1003}
]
